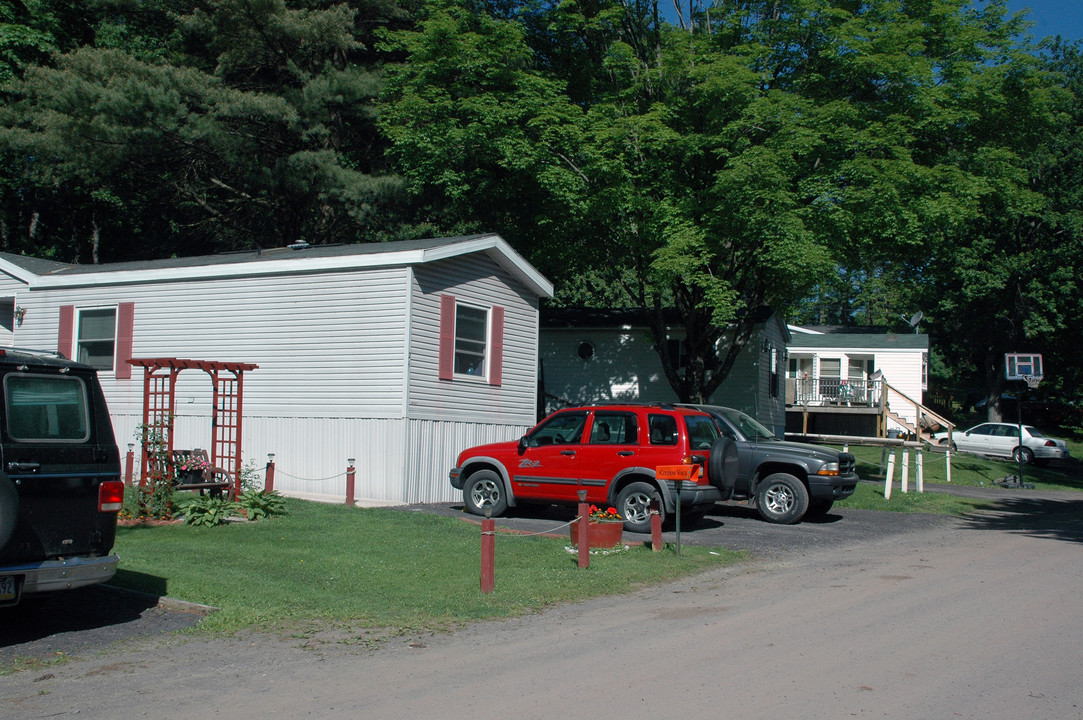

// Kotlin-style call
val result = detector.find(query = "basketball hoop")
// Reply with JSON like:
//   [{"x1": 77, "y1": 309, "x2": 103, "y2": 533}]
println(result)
[{"x1": 1022, "y1": 375, "x2": 1042, "y2": 390}]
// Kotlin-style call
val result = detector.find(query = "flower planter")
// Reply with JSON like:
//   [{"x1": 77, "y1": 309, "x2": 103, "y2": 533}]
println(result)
[{"x1": 570, "y1": 520, "x2": 624, "y2": 549}]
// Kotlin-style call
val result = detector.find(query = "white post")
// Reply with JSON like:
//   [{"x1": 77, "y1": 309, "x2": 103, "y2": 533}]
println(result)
[
  {"x1": 884, "y1": 451, "x2": 896, "y2": 500},
  {"x1": 916, "y1": 449, "x2": 924, "y2": 493},
  {"x1": 901, "y1": 448, "x2": 910, "y2": 493},
  {"x1": 946, "y1": 448, "x2": 952, "y2": 483}
]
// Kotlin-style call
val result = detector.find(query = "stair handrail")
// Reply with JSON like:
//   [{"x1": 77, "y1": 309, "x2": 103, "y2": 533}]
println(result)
[{"x1": 882, "y1": 380, "x2": 954, "y2": 440}]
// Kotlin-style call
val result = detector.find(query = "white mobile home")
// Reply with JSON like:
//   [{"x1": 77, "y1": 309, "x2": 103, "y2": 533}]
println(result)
[
  {"x1": 785, "y1": 327, "x2": 930, "y2": 437},
  {"x1": 0, "y1": 234, "x2": 552, "y2": 504}
]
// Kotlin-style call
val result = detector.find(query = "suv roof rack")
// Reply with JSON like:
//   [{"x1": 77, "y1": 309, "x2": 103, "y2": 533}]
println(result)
[
  {"x1": 0, "y1": 347, "x2": 64, "y2": 358},
  {"x1": 567, "y1": 401, "x2": 676, "y2": 410}
]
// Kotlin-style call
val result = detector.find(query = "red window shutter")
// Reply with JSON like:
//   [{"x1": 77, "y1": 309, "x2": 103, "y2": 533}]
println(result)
[
  {"x1": 115, "y1": 302, "x2": 135, "y2": 379},
  {"x1": 58, "y1": 305, "x2": 74, "y2": 359},
  {"x1": 439, "y1": 295, "x2": 455, "y2": 380},
  {"x1": 489, "y1": 306, "x2": 504, "y2": 387}
]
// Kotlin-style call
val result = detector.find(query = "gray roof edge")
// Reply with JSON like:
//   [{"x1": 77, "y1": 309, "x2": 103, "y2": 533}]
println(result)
[
  {"x1": 19, "y1": 234, "x2": 553, "y2": 298},
  {"x1": 0, "y1": 252, "x2": 74, "y2": 281}
]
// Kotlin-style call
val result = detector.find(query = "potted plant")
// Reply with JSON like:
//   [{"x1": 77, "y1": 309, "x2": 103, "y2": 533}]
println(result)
[
  {"x1": 176, "y1": 457, "x2": 212, "y2": 484},
  {"x1": 570, "y1": 505, "x2": 624, "y2": 549}
]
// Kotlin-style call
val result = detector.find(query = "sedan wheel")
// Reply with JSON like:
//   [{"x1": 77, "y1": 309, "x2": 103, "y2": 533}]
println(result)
[{"x1": 1012, "y1": 446, "x2": 1035, "y2": 465}]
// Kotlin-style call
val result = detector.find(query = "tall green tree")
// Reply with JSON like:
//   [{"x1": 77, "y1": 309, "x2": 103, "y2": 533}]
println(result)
[
  {"x1": 382, "y1": 0, "x2": 1060, "y2": 403},
  {"x1": 927, "y1": 35, "x2": 1083, "y2": 418},
  {"x1": 0, "y1": 0, "x2": 407, "y2": 262}
]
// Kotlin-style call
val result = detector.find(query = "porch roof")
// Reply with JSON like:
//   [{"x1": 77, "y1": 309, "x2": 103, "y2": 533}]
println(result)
[{"x1": 788, "y1": 333, "x2": 928, "y2": 351}]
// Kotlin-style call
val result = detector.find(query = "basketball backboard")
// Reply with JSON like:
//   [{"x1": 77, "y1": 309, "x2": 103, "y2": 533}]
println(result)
[{"x1": 1005, "y1": 353, "x2": 1043, "y2": 381}]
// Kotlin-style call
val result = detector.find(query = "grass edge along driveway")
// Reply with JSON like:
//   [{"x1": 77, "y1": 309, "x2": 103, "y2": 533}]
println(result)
[{"x1": 111, "y1": 499, "x2": 745, "y2": 636}]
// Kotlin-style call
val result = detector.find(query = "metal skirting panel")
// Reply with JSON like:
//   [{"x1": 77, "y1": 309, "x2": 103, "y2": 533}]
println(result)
[
  {"x1": 115, "y1": 413, "x2": 528, "y2": 504},
  {"x1": 402, "y1": 418, "x2": 528, "y2": 504}
]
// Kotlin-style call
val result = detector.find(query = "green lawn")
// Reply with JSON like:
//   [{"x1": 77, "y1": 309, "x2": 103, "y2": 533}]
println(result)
[{"x1": 111, "y1": 500, "x2": 745, "y2": 636}]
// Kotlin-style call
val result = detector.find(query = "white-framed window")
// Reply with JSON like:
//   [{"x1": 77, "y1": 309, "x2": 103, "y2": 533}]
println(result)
[
  {"x1": 75, "y1": 307, "x2": 117, "y2": 371},
  {"x1": 439, "y1": 295, "x2": 504, "y2": 386},
  {"x1": 453, "y1": 303, "x2": 489, "y2": 377}
]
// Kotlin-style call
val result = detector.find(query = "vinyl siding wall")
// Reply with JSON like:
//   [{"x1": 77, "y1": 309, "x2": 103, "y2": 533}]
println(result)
[{"x1": 408, "y1": 256, "x2": 539, "y2": 425}]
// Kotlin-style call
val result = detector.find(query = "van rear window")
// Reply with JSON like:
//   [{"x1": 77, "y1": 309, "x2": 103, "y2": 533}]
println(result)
[{"x1": 4, "y1": 374, "x2": 90, "y2": 442}]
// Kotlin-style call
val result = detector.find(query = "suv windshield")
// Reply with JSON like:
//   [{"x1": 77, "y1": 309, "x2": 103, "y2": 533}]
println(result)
[
  {"x1": 526, "y1": 411, "x2": 588, "y2": 446},
  {"x1": 715, "y1": 407, "x2": 777, "y2": 441}
]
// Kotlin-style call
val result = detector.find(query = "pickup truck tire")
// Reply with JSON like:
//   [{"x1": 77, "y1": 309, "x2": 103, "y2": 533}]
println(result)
[
  {"x1": 805, "y1": 498, "x2": 834, "y2": 518},
  {"x1": 0, "y1": 473, "x2": 18, "y2": 548},
  {"x1": 463, "y1": 470, "x2": 508, "y2": 517},
  {"x1": 617, "y1": 481, "x2": 663, "y2": 534},
  {"x1": 755, "y1": 473, "x2": 809, "y2": 525}
]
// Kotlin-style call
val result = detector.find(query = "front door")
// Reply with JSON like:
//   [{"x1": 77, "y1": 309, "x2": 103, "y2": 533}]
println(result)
[{"x1": 511, "y1": 410, "x2": 588, "y2": 503}]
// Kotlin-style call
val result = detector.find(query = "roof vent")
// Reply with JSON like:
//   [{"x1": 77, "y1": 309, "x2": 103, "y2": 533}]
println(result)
[{"x1": 288, "y1": 241, "x2": 311, "y2": 250}]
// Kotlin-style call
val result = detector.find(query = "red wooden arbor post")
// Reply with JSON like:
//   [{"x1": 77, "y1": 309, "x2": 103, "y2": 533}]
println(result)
[{"x1": 130, "y1": 358, "x2": 258, "y2": 498}]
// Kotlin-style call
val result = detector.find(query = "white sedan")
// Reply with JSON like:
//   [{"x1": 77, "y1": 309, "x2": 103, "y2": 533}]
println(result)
[{"x1": 933, "y1": 423, "x2": 1070, "y2": 465}]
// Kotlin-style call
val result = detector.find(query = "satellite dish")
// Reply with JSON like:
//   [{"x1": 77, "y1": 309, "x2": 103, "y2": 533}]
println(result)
[{"x1": 900, "y1": 311, "x2": 923, "y2": 329}]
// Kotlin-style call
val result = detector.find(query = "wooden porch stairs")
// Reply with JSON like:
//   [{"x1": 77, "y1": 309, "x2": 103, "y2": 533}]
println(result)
[{"x1": 882, "y1": 381, "x2": 954, "y2": 442}]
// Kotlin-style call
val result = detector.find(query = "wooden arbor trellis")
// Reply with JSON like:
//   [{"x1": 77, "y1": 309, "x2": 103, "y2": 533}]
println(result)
[{"x1": 130, "y1": 358, "x2": 258, "y2": 499}]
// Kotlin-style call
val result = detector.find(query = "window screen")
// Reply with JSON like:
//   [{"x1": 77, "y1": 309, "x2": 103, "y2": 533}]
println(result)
[
  {"x1": 76, "y1": 308, "x2": 117, "y2": 371},
  {"x1": 453, "y1": 304, "x2": 488, "y2": 376}
]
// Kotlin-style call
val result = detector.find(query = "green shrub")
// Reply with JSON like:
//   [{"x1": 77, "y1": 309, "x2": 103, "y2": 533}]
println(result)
[
  {"x1": 237, "y1": 489, "x2": 287, "y2": 520},
  {"x1": 176, "y1": 494, "x2": 240, "y2": 527}
]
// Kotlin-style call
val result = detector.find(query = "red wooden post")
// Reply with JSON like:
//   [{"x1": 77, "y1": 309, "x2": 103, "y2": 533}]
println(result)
[
  {"x1": 265, "y1": 453, "x2": 275, "y2": 493},
  {"x1": 577, "y1": 495, "x2": 590, "y2": 569},
  {"x1": 124, "y1": 444, "x2": 135, "y2": 487},
  {"x1": 481, "y1": 516, "x2": 495, "y2": 594},
  {"x1": 345, "y1": 458, "x2": 356, "y2": 507},
  {"x1": 650, "y1": 499, "x2": 663, "y2": 552}
]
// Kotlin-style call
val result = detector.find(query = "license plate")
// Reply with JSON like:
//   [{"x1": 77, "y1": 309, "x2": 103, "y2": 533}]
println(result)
[{"x1": 1, "y1": 574, "x2": 20, "y2": 605}]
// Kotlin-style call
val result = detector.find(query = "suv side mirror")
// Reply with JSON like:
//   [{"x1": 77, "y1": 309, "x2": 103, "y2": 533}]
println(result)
[{"x1": 518, "y1": 436, "x2": 530, "y2": 450}]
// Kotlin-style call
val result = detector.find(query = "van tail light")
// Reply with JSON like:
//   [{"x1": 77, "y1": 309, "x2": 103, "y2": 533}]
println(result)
[{"x1": 99, "y1": 481, "x2": 126, "y2": 513}]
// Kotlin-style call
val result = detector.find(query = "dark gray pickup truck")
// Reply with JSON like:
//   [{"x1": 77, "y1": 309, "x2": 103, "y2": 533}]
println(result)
[
  {"x1": 1, "y1": 349, "x2": 124, "y2": 607},
  {"x1": 685, "y1": 404, "x2": 858, "y2": 524}
]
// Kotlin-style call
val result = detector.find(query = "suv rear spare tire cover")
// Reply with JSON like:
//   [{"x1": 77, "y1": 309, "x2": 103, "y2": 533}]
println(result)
[
  {"x1": 0, "y1": 473, "x2": 19, "y2": 548},
  {"x1": 707, "y1": 436, "x2": 738, "y2": 491}
]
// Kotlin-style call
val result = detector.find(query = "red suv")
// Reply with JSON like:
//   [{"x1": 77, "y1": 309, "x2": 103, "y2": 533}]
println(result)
[{"x1": 449, "y1": 404, "x2": 736, "y2": 532}]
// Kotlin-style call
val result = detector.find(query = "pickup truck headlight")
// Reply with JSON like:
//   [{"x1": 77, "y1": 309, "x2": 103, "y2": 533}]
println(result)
[{"x1": 816, "y1": 462, "x2": 840, "y2": 476}]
